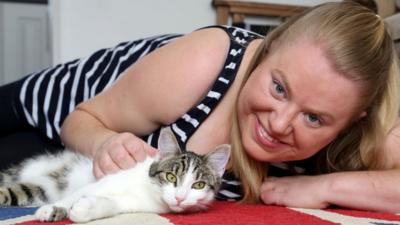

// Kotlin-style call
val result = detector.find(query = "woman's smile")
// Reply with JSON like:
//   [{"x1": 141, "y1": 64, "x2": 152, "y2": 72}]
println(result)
[{"x1": 255, "y1": 117, "x2": 287, "y2": 150}]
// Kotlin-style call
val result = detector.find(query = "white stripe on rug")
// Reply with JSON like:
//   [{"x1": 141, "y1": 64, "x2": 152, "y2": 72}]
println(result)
[
  {"x1": 291, "y1": 208, "x2": 400, "y2": 225},
  {"x1": 72, "y1": 213, "x2": 173, "y2": 225}
]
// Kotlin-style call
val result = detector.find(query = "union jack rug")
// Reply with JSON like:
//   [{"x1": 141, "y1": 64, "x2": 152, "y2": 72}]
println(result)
[{"x1": 1, "y1": 201, "x2": 400, "y2": 225}]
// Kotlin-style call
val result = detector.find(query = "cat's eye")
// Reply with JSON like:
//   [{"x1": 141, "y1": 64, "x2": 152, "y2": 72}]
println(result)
[
  {"x1": 192, "y1": 181, "x2": 206, "y2": 190},
  {"x1": 165, "y1": 172, "x2": 177, "y2": 183}
]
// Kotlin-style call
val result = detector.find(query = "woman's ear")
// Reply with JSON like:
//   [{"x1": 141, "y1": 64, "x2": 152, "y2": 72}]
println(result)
[
  {"x1": 352, "y1": 111, "x2": 367, "y2": 123},
  {"x1": 358, "y1": 111, "x2": 367, "y2": 119}
]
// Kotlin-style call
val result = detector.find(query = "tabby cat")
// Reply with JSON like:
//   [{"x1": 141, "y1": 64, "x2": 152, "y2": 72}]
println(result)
[{"x1": 0, "y1": 127, "x2": 230, "y2": 223}]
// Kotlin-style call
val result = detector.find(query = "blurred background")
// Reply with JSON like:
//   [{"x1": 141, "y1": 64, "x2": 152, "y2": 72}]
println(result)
[{"x1": 0, "y1": 0, "x2": 399, "y2": 85}]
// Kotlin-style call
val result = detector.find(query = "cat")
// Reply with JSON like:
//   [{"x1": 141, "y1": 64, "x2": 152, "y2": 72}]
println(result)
[{"x1": 0, "y1": 127, "x2": 231, "y2": 223}]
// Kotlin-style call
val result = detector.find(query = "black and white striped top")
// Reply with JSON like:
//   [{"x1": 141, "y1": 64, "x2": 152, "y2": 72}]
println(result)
[
  {"x1": 18, "y1": 33, "x2": 182, "y2": 141},
  {"x1": 18, "y1": 25, "x2": 306, "y2": 201}
]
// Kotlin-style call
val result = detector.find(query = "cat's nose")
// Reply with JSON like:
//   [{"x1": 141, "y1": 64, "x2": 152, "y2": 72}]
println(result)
[{"x1": 175, "y1": 196, "x2": 184, "y2": 204}]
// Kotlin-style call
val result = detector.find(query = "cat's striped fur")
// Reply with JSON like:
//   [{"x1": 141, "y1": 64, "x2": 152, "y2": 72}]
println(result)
[
  {"x1": 0, "y1": 127, "x2": 231, "y2": 223},
  {"x1": 0, "y1": 151, "x2": 94, "y2": 206}
]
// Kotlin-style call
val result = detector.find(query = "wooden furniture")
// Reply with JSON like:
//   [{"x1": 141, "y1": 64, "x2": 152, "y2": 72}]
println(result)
[{"x1": 212, "y1": 0, "x2": 309, "y2": 25}]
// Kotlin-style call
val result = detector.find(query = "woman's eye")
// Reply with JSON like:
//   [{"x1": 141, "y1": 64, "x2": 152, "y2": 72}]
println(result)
[
  {"x1": 272, "y1": 80, "x2": 286, "y2": 97},
  {"x1": 166, "y1": 172, "x2": 177, "y2": 183},
  {"x1": 305, "y1": 113, "x2": 322, "y2": 127},
  {"x1": 192, "y1": 181, "x2": 206, "y2": 190}
]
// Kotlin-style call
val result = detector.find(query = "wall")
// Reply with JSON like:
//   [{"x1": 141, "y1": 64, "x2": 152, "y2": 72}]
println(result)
[
  {"x1": 49, "y1": 0, "x2": 337, "y2": 64},
  {"x1": 49, "y1": 0, "x2": 215, "y2": 64},
  {"x1": 0, "y1": 2, "x2": 50, "y2": 84},
  {"x1": 0, "y1": 4, "x2": 3, "y2": 84}
]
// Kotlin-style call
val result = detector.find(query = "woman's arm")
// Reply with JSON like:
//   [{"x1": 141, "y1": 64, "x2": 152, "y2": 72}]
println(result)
[
  {"x1": 261, "y1": 169, "x2": 400, "y2": 213},
  {"x1": 261, "y1": 119, "x2": 400, "y2": 213},
  {"x1": 60, "y1": 28, "x2": 230, "y2": 178},
  {"x1": 326, "y1": 169, "x2": 400, "y2": 212}
]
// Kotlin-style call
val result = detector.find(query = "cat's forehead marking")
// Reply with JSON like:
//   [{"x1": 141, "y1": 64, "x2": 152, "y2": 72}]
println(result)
[{"x1": 176, "y1": 163, "x2": 201, "y2": 189}]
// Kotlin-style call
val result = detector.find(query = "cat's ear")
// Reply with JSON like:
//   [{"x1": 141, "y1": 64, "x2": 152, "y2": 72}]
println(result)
[
  {"x1": 158, "y1": 127, "x2": 181, "y2": 158},
  {"x1": 205, "y1": 144, "x2": 231, "y2": 177}
]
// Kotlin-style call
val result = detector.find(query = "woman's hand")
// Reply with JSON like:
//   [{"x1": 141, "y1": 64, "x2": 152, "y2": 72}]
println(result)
[
  {"x1": 93, "y1": 132, "x2": 158, "y2": 179},
  {"x1": 260, "y1": 175, "x2": 330, "y2": 209}
]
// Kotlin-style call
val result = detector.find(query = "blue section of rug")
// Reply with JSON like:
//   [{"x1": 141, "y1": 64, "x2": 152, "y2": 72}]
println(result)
[
  {"x1": 371, "y1": 223, "x2": 400, "y2": 225},
  {"x1": 0, "y1": 207, "x2": 37, "y2": 220}
]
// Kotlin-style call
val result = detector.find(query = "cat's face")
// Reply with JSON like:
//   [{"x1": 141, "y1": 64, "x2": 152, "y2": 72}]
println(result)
[
  {"x1": 149, "y1": 127, "x2": 230, "y2": 213},
  {"x1": 152, "y1": 152, "x2": 219, "y2": 212}
]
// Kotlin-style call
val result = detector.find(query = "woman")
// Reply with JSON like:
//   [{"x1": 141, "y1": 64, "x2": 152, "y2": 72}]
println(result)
[{"x1": 0, "y1": 2, "x2": 399, "y2": 212}]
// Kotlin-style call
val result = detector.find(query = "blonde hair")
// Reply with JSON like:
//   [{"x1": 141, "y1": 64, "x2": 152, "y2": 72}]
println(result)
[{"x1": 229, "y1": 2, "x2": 400, "y2": 203}]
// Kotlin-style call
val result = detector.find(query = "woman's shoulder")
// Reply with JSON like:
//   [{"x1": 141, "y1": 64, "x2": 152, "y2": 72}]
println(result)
[
  {"x1": 75, "y1": 26, "x2": 236, "y2": 134},
  {"x1": 194, "y1": 25, "x2": 264, "y2": 44}
]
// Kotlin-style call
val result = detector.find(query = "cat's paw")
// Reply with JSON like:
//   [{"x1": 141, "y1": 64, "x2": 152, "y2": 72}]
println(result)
[
  {"x1": 0, "y1": 187, "x2": 10, "y2": 205},
  {"x1": 69, "y1": 196, "x2": 96, "y2": 223},
  {"x1": 35, "y1": 205, "x2": 68, "y2": 222}
]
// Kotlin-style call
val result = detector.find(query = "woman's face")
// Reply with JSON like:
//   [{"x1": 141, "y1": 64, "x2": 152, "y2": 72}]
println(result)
[{"x1": 237, "y1": 41, "x2": 364, "y2": 162}]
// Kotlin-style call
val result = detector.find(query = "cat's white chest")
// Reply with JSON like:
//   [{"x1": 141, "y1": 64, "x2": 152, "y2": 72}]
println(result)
[{"x1": 87, "y1": 157, "x2": 168, "y2": 213}]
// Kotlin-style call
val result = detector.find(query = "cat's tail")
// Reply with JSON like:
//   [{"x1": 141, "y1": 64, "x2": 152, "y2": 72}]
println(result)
[{"x1": 0, "y1": 182, "x2": 48, "y2": 206}]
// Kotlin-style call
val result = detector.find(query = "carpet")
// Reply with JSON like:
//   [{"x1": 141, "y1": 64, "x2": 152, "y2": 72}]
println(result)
[{"x1": 1, "y1": 201, "x2": 400, "y2": 225}]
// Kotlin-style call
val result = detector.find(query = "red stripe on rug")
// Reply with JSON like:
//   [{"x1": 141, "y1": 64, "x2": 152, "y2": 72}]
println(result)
[
  {"x1": 328, "y1": 208, "x2": 400, "y2": 221},
  {"x1": 15, "y1": 219, "x2": 71, "y2": 225},
  {"x1": 163, "y1": 201, "x2": 337, "y2": 225}
]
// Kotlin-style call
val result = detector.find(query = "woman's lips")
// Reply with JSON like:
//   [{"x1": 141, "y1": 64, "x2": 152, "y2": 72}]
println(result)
[{"x1": 255, "y1": 118, "x2": 285, "y2": 149}]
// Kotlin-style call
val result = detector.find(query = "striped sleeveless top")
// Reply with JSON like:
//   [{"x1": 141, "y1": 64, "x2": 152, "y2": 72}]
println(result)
[{"x1": 17, "y1": 25, "x2": 309, "y2": 201}]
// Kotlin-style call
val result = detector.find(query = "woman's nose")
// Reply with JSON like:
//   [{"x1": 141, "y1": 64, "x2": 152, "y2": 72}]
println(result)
[{"x1": 269, "y1": 107, "x2": 295, "y2": 136}]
